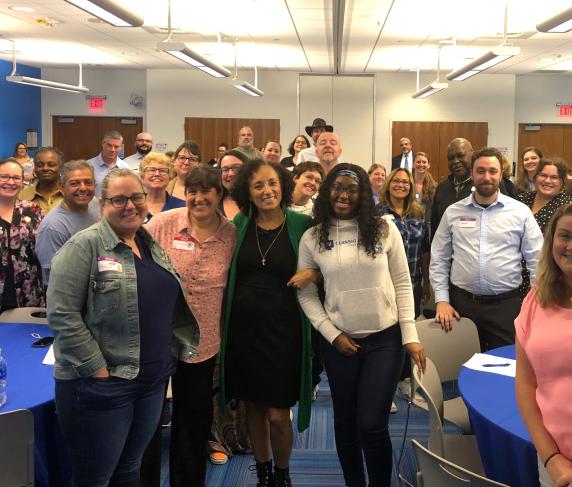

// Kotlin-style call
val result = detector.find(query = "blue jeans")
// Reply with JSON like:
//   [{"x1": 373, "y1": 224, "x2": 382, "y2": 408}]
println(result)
[
  {"x1": 320, "y1": 325, "x2": 404, "y2": 487},
  {"x1": 55, "y1": 376, "x2": 166, "y2": 487}
]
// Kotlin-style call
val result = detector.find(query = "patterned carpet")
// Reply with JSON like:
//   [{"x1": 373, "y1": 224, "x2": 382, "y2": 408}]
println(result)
[{"x1": 159, "y1": 376, "x2": 461, "y2": 487}]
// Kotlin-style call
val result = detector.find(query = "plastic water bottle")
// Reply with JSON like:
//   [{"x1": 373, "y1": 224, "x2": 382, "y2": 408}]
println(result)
[{"x1": 0, "y1": 348, "x2": 7, "y2": 407}]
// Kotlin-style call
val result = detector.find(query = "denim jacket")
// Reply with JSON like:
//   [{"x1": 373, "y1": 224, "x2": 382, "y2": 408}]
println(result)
[{"x1": 47, "y1": 218, "x2": 200, "y2": 380}]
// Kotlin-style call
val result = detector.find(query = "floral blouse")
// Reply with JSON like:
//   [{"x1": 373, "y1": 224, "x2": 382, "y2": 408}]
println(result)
[
  {"x1": 516, "y1": 191, "x2": 572, "y2": 234},
  {"x1": 0, "y1": 200, "x2": 46, "y2": 310}
]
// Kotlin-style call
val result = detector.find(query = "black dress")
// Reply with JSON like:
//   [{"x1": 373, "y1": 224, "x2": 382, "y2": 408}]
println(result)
[{"x1": 226, "y1": 220, "x2": 301, "y2": 408}]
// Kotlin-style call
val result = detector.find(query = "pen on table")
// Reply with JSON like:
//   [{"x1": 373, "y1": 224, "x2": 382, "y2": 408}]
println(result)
[{"x1": 482, "y1": 363, "x2": 511, "y2": 367}]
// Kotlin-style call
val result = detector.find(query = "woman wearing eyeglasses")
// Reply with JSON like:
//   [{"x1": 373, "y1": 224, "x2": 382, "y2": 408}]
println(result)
[
  {"x1": 0, "y1": 157, "x2": 45, "y2": 312},
  {"x1": 297, "y1": 163, "x2": 425, "y2": 487},
  {"x1": 47, "y1": 169, "x2": 199, "y2": 487},
  {"x1": 517, "y1": 157, "x2": 572, "y2": 297},
  {"x1": 167, "y1": 141, "x2": 201, "y2": 200},
  {"x1": 140, "y1": 152, "x2": 185, "y2": 223},
  {"x1": 219, "y1": 149, "x2": 248, "y2": 220}
]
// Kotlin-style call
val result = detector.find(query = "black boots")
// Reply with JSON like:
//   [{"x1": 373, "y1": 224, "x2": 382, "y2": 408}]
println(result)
[
  {"x1": 255, "y1": 460, "x2": 274, "y2": 487},
  {"x1": 274, "y1": 466, "x2": 292, "y2": 487}
]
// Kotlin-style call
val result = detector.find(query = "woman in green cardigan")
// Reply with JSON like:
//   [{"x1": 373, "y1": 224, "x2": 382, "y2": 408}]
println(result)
[{"x1": 219, "y1": 159, "x2": 315, "y2": 487}]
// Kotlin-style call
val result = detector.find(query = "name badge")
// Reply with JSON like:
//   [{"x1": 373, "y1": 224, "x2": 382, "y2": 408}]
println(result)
[
  {"x1": 97, "y1": 256, "x2": 123, "y2": 273},
  {"x1": 172, "y1": 236, "x2": 195, "y2": 251},
  {"x1": 459, "y1": 217, "x2": 477, "y2": 228}
]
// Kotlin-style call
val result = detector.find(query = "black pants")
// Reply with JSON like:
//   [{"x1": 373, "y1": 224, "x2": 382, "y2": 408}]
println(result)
[
  {"x1": 450, "y1": 285, "x2": 519, "y2": 352},
  {"x1": 169, "y1": 357, "x2": 216, "y2": 487}
]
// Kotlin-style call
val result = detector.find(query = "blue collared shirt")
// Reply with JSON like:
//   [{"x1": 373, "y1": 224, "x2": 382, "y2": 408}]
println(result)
[
  {"x1": 430, "y1": 191, "x2": 543, "y2": 303},
  {"x1": 87, "y1": 153, "x2": 127, "y2": 198}
]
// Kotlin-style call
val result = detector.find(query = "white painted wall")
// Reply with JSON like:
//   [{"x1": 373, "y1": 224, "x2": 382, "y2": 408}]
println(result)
[
  {"x1": 146, "y1": 69, "x2": 299, "y2": 154},
  {"x1": 374, "y1": 72, "x2": 517, "y2": 167},
  {"x1": 515, "y1": 74, "x2": 572, "y2": 123},
  {"x1": 41, "y1": 67, "x2": 147, "y2": 145}
]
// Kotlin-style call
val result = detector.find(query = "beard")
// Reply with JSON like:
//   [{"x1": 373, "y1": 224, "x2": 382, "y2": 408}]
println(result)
[
  {"x1": 137, "y1": 144, "x2": 152, "y2": 155},
  {"x1": 475, "y1": 183, "x2": 498, "y2": 198},
  {"x1": 239, "y1": 140, "x2": 253, "y2": 151}
]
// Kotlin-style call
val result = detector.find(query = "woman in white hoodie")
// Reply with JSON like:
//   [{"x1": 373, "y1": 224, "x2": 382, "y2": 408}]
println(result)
[{"x1": 298, "y1": 163, "x2": 426, "y2": 487}]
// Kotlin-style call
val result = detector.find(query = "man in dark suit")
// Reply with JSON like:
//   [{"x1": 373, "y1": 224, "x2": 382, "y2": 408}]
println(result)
[{"x1": 391, "y1": 137, "x2": 415, "y2": 171}]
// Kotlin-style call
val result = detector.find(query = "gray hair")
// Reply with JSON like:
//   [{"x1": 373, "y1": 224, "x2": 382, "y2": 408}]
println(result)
[
  {"x1": 60, "y1": 160, "x2": 94, "y2": 184},
  {"x1": 100, "y1": 168, "x2": 143, "y2": 200},
  {"x1": 102, "y1": 130, "x2": 123, "y2": 143}
]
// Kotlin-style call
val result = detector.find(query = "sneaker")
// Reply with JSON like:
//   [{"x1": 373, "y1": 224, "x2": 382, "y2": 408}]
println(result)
[
  {"x1": 209, "y1": 451, "x2": 228, "y2": 465},
  {"x1": 390, "y1": 401, "x2": 398, "y2": 414}
]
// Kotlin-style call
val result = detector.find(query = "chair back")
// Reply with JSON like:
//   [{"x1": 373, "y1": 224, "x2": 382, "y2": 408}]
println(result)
[
  {"x1": 0, "y1": 307, "x2": 48, "y2": 324},
  {"x1": 412, "y1": 439, "x2": 509, "y2": 487},
  {"x1": 413, "y1": 358, "x2": 445, "y2": 456},
  {"x1": 0, "y1": 409, "x2": 34, "y2": 487},
  {"x1": 415, "y1": 317, "x2": 480, "y2": 382}
]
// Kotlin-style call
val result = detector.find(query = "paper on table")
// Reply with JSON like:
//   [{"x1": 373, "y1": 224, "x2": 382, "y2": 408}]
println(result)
[
  {"x1": 463, "y1": 353, "x2": 516, "y2": 378},
  {"x1": 42, "y1": 344, "x2": 55, "y2": 365}
]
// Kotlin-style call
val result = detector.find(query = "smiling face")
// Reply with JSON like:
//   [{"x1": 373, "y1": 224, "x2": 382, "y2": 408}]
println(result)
[
  {"x1": 16, "y1": 144, "x2": 27, "y2": 157},
  {"x1": 329, "y1": 175, "x2": 360, "y2": 219},
  {"x1": 535, "y1": 164, "x2": 563, "y2": 199},
  {"x1": 0, "y1": 162, "x2": 24, "y2": 201},
  {"x1": 369, "y1": 167, "x2": 386, "y2": 192},
  {"x1": 414, "y1": 154, "x2": 430, "y2": 175},
  {"x1": 174, "y1": 148, "x2": 199, "y2": 179},
  {"x1": 293, "y1": 136, "x2": 309, "y2": 154},
  {"x1": 472, "y1": 156, "x2": 501, "y2": 199},
  {"x1": 523, "y1": 151, "x2": 540, "y2": 177},
  {"x1": 186, "y1": 184, "x2": 220, "y2": 222},
  {"x1": 62, "y1": 168, "x2": 95, "y2": 211},
  {"x1": 553, "y1": 214, "x2": 572, "y2": 282},
  {"x1": 34, "y1": 150, "x2": 61, "y2": 184},
  {"x1": 316, "y1": 132, "x2": 342, "y2": 167},
  {"x1": 294, "y1": 170, "x2": 322, "y2": 199},
  {"x1": 262, "y1": 142, "x2": 281, "y2": 163},
  {"x1": 400, "y1": 138, "x2": 412, "y2": 154},
  {"x1": 101, "y1": 176, "x2": 147, "y2": 239},
  {"x1": 135, "y1": 132, "x2": 153, "y2": 156},
  {"x1": 220, "y1": 155, "x2": 244, "y2": 191},
  {"x1": 141, "y1": 161, "x2": 171, "y2": 192},
  {"x1": 388, "y1": 170, "x2": 411, "y2": 203},
  {"x1": 249, "y1": 165, "x2": 282, "y2": 212}
]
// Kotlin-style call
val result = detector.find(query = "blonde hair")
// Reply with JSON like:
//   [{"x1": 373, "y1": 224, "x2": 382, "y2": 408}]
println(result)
[
  {"x1": 413, "y1": 152, "x2": 436, "y2": 204},
  {"x1": 101, "y1": 169, "x2": 144, "y2": 200},
  {"x1": 139, "y1": 152, "x2": 174, "y2": 177},
  {"x1": 501, "y1": 155, "x2": 512, "y2": 179},
  {"x1": 535, "y1": 203, "x2": 572, "y2": 307},
  {"x1": 380, "y1": 168, "x2": 424, "y2": 219}
]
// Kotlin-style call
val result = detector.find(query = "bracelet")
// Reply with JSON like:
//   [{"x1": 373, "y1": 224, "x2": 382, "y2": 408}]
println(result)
[{"x1": 544, "y1": 450, "x2": 561, "y2": 468}]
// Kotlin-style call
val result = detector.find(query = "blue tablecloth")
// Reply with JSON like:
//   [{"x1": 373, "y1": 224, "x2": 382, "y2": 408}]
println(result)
[
  {"x1": 458, "y1": 345, "x2": 538, "y2": 487},
  {"x1": 0, "y1": 323, "x2": 71, "y2": 487}
]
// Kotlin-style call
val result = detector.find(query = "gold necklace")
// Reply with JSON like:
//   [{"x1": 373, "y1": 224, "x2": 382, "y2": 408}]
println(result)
[{"x1": 255, "y1": 215, "x2": 286, "y2": 266}]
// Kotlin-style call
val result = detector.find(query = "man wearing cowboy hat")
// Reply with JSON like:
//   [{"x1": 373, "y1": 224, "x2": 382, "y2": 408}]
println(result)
[{"x1": 298, "y1": 118, "x2": 334, "y2": 163}]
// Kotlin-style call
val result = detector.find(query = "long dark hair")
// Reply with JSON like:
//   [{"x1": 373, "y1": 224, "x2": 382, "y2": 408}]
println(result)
[{"x1": 312, "y1": 163, "x2": 387, "y2": 258}]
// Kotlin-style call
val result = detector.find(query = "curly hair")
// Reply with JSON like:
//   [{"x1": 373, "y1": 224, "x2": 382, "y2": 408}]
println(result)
[
  {"x1": 312, "y1": 163, "x2": 388, "y2": 258},
  {"x1": 230, "y1": 158, "x2": 294, "y2": 215},
  {"x1": 287, "y1": 134, "x2": 310, "y2": 156}
]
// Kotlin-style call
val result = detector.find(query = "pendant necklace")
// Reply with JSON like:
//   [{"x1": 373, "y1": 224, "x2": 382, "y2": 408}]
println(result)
[{"x1": 255, "y1": 215, "x2": 286, "y2": 266}]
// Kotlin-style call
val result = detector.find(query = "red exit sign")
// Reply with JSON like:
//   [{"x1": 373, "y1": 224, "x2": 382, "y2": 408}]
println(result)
[
  {"x1": 559, "y1": 105, "x2": 572, "y2": 116},
  {"x1": 89, "y1": 98, "x2": 105, "y2": 109}
]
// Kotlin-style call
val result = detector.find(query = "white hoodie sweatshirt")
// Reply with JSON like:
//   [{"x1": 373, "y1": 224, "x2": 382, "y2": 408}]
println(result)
[{"x1": 297, "y1": 216, "x2": 419, "y2": 345}]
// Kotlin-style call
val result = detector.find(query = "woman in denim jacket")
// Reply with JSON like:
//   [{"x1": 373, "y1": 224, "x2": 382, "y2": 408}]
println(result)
[{"x1": 47, "y1": 169, "x2": 199, "y2": 487}]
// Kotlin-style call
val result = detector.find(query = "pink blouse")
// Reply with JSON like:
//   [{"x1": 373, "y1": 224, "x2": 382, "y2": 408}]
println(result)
[
  {"x1": 146, "y1": 208, "x2": 236, "y2": 363},
  {"x1": 515, "y1": 289, "x2": 572, "y2": 460}
]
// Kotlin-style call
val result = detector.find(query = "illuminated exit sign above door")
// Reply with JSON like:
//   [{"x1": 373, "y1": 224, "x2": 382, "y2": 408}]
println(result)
[
  {"x1": 86, "y1": 95, "x2": 107, "y2": 111},
  {"x1": 556, "y1": 103, "x2": 572, "y2": 116}
]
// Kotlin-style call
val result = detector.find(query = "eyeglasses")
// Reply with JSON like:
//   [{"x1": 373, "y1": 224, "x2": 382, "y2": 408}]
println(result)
[
  {"x1": 390, "y1": 178, "x2": 411, "y2": 186},
  {"x1": 221, "y1": 165, "x2": 242, "y2": 174},
  {"x1": 144, "y1": 167, "x2": 170, "y2": 175},
  {"x1": 331, "y1": 183, "x2": 359, "y2": 195},
  {"x1": 176, "y1": 155, "x2": 199, "y2": 165},
  {"x1": 536, "y1": 173, "x2": 561, "y2": 182},
  {"x1": 104, "y1": 192, "x2": 147, "y2": 208},
  {"x1": 0, "y1": 174, "x2": 23, "y2": 183}
]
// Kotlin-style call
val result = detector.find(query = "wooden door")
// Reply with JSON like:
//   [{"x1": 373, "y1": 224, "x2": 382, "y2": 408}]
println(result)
[
  {"x1": 52, "y1": 116, "x2": 143, "y2": 162},
  {"x1": 517, "y1": 124, "x2": 572, "y2": 170},
  {"x1": 392, "y1": 121, "x2": 488, "y2": 181},
  {"x1": 185, "y1": 118, "x2": 280, "y2": 163}
]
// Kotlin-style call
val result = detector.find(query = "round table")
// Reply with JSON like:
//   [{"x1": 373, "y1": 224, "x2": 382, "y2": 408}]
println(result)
[
  {"x1": 458, "y1": 344, "x2": 538, "y2": 487},
  {"x1": 0, "y1": 323, "x2": 71, "y2": 487}
]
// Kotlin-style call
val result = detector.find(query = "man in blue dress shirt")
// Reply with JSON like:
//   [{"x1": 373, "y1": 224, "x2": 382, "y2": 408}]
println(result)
[
  {"x1": 430, "y1": 147, "x2": 543, "y2": 351},
  {"x1": 86, "y1": 130, "x2": 127, "y2": 197}
]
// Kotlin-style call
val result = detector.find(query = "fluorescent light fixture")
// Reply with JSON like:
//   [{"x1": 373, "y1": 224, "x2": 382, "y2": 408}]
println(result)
[
  {"x1": 446, "y1": 46, "x2": 520, "y2": 81},
  {"x1": 157, "y1": 41, "x2": 231, "y2": 78},
  {"x1": 412, "y1": 82, "x2": 448, "y2": 99},
  {"x1": 6, "y1": 75, "x2": 89, "y2": 93},
  {"x1": 233, "y1": 81, "x2": 264, "y2": 97},
  {"x1": 63, "y1": 0, "x2": 143, "y2": 27},
  {"x1": 537, "y1": 6, "x2": 572, "y2": 33}
]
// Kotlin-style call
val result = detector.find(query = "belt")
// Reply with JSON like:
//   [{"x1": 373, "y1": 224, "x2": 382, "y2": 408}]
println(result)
[{"x1": 450, "y1": 284, "x2": 520, "y2": 303}]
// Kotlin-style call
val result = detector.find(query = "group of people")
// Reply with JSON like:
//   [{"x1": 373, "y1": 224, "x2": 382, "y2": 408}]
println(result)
[{"x1": 1, "y1": 117, "x2": 571, "y2": 487}]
